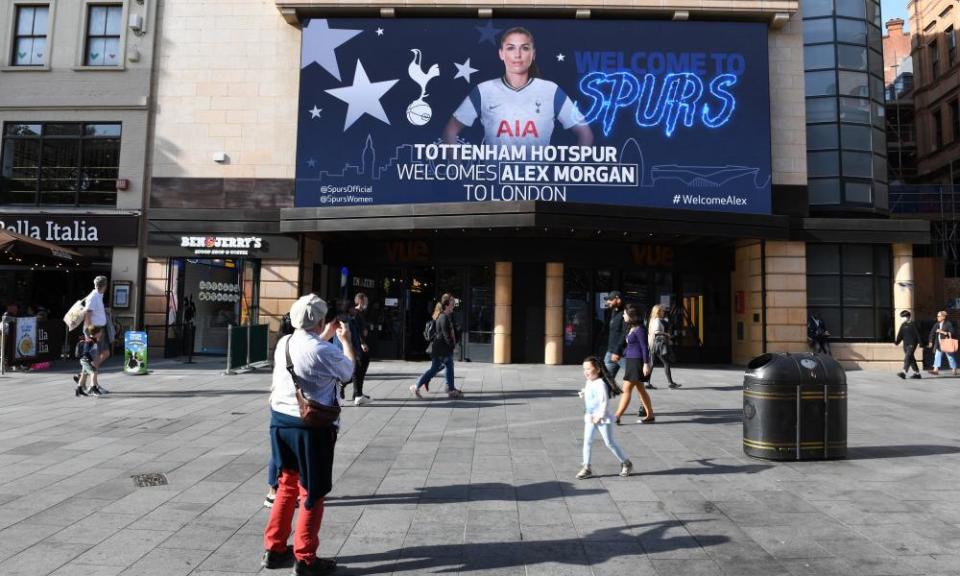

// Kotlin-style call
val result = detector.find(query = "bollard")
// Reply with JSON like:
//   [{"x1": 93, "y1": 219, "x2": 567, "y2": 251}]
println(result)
[{"x1": 0, "y1": 312, "x2": 7, "y2": 376}]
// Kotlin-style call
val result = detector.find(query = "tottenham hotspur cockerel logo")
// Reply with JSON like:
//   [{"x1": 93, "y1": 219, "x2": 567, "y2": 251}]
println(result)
[{"x1": 406, "y1": 49, "x2": 440, "y2": 126}]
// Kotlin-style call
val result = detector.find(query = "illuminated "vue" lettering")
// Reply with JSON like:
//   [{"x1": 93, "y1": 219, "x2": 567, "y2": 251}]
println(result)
[{"x1": 578, "y1": 72, "x2": 738, "y2": 138}]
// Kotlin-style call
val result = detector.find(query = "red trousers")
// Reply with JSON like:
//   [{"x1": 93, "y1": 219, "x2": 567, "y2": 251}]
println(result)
[{"x1": 263, "y1": 469, "x2": 324, "y2": 562}]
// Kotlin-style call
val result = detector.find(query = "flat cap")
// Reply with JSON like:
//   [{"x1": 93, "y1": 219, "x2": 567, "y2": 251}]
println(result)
[{"x1": 289, "y1": 294, "x2": 328, "y2": 330}]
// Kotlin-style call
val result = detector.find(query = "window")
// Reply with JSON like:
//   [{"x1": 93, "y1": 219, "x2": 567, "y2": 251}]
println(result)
[
  {"x1": 806, "y1": 71, "x2": 838, "y2": 96},
  {"x1": 951, "y1": 100, "x2": 960, "y2": 142},
  {"x1": 934, "y1": 110, "x2": 944, "y2": 149},
  {"x1": 802, "y1": 0, "x2": 833, "y2": 18},
  {"x1": 949, "y1": 26, "x2": 958, "y2": 66},
  {"x1": 804, "y1": 19, "x2": 835, "y2": 44},
  {"x1": 808, "y1": 151, "x2": 840, "y2": 177},
  {"x1": 84, "y1": 5, "x2": 123, "y2": 67},
  {"x1": 804, "y1": 45, "x2": 836, "y2": 70},
  {"x1": 931, "y1": 40, "x2": 941, "y2": 78},
  {"x1": 12, "y1": 5, "x2": 49, "y2": 66},
  {"x1": 1, "y1": 123, "x2": 121, "y2": 206},
  {"x1": 807, "y1": 243, "x2": 892, "y2": 341},
  {"x1": 836, "y1": 19, "x2": 867, "y2": 44},
  {"x1": 836, "y1": 0, "x2": 865, "y2": 19}
]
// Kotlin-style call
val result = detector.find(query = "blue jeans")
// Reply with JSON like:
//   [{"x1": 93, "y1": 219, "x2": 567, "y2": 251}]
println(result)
[
  {"x1": 603, "y1": 351, "x2": 624, "y2": 379},
  {"x1": 416, "y1": 355, "x2": 455, "y2": 391},
  {"x1": 934, "y1": 349, "x2": 957, "y2": 370},
  {"x1": 583, "y1": 420, "x2": 627, "y2": 467}
]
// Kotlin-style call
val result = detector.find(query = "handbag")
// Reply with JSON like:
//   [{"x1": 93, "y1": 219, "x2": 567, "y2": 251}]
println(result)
[
  {"x1": 284, "y1": 337, "x2": 341, "y2": 429},
  {"x1": 63, "y1": 298, "x2": 86, "y2": 331},
  {"x1": 941, "y1": 337, "x2": 959, "y2": 354}
]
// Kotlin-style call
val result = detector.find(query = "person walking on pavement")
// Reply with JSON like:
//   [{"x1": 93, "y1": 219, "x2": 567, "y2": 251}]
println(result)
[
  {"x1": 647, "y1": 304, "x2": 680, "y2": 389},
  {"x1": 928, "y1": 310, "x2": 958, "y2": 376},
  {"x1": 74, "y1": 326, "x2": 104, "y2": 397},
  {"x1": 807, "y1": 312, "x2": 831, "y2": 355},
  {"x1": 577, "y1": 356, "x2": 632, "y2": 479},
  {"x1": 602, "y1": 291, "x2": 627, "y2": 379},
  {"x1": 349, "y1": 293, "x2": 372, "y2": 406},
  {"x1": 261, "y1": 294, "x2": 354, "y2": 575},
  {"x1": 412, "y1": 294, "x2": 463, "y2": 398},
  {"x1": 613, "y1": 304, "x2": 655, "y2": 425},
  {"x1": 73, "y1": 276, "x2": 110, "y2": 391},
  {"x1": 895, "y1": 310, "x2": 923, "y2": 380}
]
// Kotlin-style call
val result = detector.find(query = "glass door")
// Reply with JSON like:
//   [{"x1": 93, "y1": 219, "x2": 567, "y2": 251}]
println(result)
[
  {"x1": 404, "y1": 266, "x2": 436, "y2": 359},
  {"x1": 373, "y1": 269, "x2": 403, "y2": 359},
  {"x1": 563, "y1": 266, "x2": 593, "y2": 362},
  {"x1": 466, "y1": 265, "x2": 493, "y2": 362}
]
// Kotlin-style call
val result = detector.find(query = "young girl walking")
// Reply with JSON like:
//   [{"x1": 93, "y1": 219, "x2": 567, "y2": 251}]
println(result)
[{"x1": 577, "y1": 356, "x2": 633, "y2": 479}]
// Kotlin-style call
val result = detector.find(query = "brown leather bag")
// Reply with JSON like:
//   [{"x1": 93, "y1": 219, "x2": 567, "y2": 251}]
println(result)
[{"x1": 285, "y1": 337, "x2": 341, "y2": 428}]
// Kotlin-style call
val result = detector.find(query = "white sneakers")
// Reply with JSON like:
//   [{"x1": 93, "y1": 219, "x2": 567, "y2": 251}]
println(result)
[{"x1": 353, "y1": 395, "x2": 371, "y2": 406}]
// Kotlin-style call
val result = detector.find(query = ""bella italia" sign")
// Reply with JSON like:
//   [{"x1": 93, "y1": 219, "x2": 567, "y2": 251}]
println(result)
[{"x1": 0, "y1": 214, "x2": 139, "y2": 246}]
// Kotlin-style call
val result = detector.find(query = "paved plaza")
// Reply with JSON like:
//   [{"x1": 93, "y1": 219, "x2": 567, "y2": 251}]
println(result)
[{"x1": 1, "y1": 358, "x2": 960, "y2": 576}]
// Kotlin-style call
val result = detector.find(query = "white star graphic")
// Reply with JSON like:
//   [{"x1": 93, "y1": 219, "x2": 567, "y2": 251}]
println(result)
[
  {"x1": 556, "y1": 53, "x2": 566, "y2": 62},
  {"x1": 301, "y1": 19, "x2": 362, "y2": 81},
  {"x1": 309, "y1": 105, "x2": 322, "y2": 119},
  {"x1": 325, "y1": 61, "x2": 399, "y2": 131},
  {"x1": 306, "y1": 158, "x2": 317, "y2": 167},
  {"x1": 453, "y1": 58, "x2": 479, "y2": 83},
  {"x1": 376, "y1": 27, "x2": 384, "y2": 36}
]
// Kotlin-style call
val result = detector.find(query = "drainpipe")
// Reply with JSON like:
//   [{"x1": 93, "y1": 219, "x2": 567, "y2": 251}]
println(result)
[{"x1": 761, "y1": 240, "x2": 768, "y2": 353}]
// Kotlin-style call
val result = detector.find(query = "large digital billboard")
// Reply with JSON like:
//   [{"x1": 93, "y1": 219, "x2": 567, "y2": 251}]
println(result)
[{"x1": 295, "y1": 19, "x2": 772, "y2": 214}]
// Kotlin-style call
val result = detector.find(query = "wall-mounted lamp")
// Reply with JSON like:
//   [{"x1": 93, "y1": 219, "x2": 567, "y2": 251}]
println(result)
[{"x1": 129, "y1": 14, "x2": 144, "y2": 34}]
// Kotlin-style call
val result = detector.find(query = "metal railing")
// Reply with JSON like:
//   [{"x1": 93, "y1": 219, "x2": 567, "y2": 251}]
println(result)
[{"x1": 889, "y1": 185, "x2": 960, "y2": 215}]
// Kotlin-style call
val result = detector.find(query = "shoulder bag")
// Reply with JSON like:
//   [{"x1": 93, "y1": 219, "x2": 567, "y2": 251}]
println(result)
[
  {"x1": 284, "y1": 337, "x2": 341, "y2": 428},
  {"x1": 63, "y1": 298, "x2": 87, "y2": 331},
  {"x1": 941, "y1": 334, "x2": 959, "y2": 354}
]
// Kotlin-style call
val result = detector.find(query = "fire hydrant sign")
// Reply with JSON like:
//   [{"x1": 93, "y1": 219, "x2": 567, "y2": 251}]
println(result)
[{"x1": 124, "y1": 331, "x2": 148, "y2": 375}]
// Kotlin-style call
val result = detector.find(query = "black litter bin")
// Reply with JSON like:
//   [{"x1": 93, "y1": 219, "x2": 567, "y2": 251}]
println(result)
[{"x1": 743, "y1": 352, "x2": 847, "y2": 461}]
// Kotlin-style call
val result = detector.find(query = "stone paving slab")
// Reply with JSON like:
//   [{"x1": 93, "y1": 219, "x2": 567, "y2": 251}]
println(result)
[{"x1": 1, "y1": 357, "x2": 960, "y2": 575}]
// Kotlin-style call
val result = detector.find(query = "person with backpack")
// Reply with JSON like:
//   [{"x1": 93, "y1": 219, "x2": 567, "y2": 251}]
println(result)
[
  {"x1": 577, "y1": 356, "x2": 633, "y2": 479},
  {"x1": 411, "y1": 294, "x2": 462, "y2": 398},
  {"x1": 74, "y1": 326, "x2": 105, "y2": 397}
]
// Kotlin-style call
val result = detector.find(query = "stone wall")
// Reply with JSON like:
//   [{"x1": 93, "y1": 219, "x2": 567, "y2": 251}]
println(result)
[
  {"x1": 144, "y1": 258, "x2": 168, "y2": 356},
  {"x1": 259, "y1": 260, "x2": 299, "y2": 350}
]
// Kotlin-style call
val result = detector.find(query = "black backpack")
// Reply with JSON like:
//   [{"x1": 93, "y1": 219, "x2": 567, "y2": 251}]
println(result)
[
  {"x1": 423, "y1": 318, "x2": 437, "y2": 343},
  {"x1": 280, "y1": 313, "x2": 294, "y2": 336}
]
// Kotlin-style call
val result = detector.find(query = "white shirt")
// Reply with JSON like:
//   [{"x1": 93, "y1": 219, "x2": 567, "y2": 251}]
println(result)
[
  {"x1": 85, "y1": 289, "x2": 106, "y2": 327},
  {"x1": 270, "y1": 331, "x2": 353, "y2": 419},
  {"x1": 453, "y1": 77, "x2": 582, "y2": 147},
  {"x1": 582, "y1": 378, "x2": 613, "y2": 424}
]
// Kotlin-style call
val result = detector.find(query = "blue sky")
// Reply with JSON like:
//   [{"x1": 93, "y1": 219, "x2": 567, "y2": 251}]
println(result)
[{"x1": 881, "y1": 0, "x2": 909, "y2": 31}]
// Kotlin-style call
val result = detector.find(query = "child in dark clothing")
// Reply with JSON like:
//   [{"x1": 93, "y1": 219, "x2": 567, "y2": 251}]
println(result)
[{"x1": 75, "y1": 326, "x2": 104, "y2": 397}]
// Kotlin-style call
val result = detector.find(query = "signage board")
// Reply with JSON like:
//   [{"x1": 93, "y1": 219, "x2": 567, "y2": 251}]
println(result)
[
  {"x1": 295, "y1": 19, "x2": 771, "y2": 214},
  {"x1": 6, "y1": 318, "x2": 64, "y2": 365},
  {"x1": 0, "y1": 214, "x2": 139, "y2": 246},
  {"x1": 14, "y1": 316, "x2": 36, "y2": 359},
  {"x1": 124, "y1": 331, "x2": 148, "y2": 375},
  {"x1": 146, "y1": 233, "x2": 299, "y2": 260}
]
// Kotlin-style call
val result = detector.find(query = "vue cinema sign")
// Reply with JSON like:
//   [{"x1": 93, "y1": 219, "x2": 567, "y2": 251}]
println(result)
[{"x1": 0, "y1": 214, "x2": 139, "y2": 246}]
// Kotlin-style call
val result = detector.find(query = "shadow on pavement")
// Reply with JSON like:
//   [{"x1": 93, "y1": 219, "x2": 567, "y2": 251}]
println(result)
[
  {"x1": 328, "y1": 481, "x2": 604, "y2": 506},
  {"x1": 641, "y1": 458, "x2": 772, "y2": 476},
  {"x1": 110, "y1": 389, "x2": 266, "y2": 398},
  {"x1": 845, "y1": 445, "x2": 960, "y2": 460},
  {"x1": 652, "y1": 409, "x2": 743, "y2": 425},
  {"x1": 335, "y1": 521, "x2": 729, "y2": 575}
]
